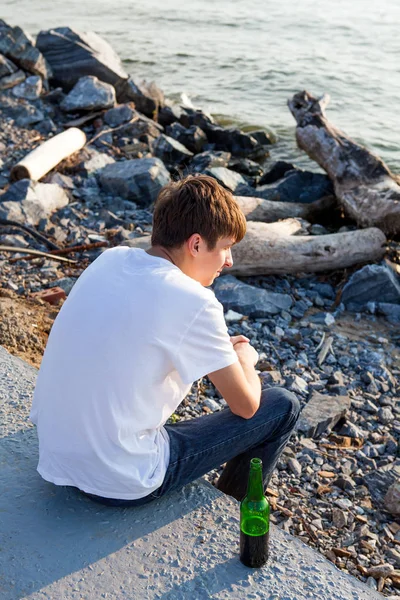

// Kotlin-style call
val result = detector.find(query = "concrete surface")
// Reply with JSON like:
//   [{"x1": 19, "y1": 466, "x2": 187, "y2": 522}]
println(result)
[{"x1": 0, "y1": 345, "x2": 383, "y2": 600}]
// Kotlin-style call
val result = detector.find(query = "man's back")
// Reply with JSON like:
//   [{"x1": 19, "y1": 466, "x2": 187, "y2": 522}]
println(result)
[{"x1": 31, "y1": 247, "x2": 236, "y2": 499}]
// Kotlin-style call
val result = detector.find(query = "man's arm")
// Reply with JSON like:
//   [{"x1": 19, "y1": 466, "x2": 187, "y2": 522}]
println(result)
[{"x1": 208, "y1": 339, "x2": 261, "y2": 419}]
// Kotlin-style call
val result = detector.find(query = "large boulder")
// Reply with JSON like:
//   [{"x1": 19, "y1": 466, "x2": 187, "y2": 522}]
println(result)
[
  {"x1": 98, "y1": 157, "x2": 170, "y2": 206},
  {"x1": 0, "y1": 20, "x2": 51, "y2": 79},
  {"x1": 0, "y1": 179, "x2": 69, "y2": 226},
  {"x1": 152, "y1": 134, "x2": 193, "y2": 167},
  {"x1": 213, "y1": 275, "x2": 292, "y2": 317},
  {"x1": 36, "y1": 27, "x2": 127, "y2": 91},
  {"x1": 254, "y1": 169, "x2": 333, "y2": 203},
  {"x1": 297, "y1": 392, "x2": 351, "y2": 438},
  {"x1": 61, "y1": 76, "x2": 116, "y2": 112},
  {"x1": 342, "y1": 264, "x2": 400, "y2": 308}
]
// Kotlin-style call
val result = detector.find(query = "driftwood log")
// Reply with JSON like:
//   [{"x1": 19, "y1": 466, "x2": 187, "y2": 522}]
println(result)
[
  {"x1": 235, "y1": 194, "x2": 337, "y2": 224},
  {"x1": 229, "y1": 221, "x2": 386, "y2": 276},
  {"x1": 10, "y1": 127, "x2": 87, "y2": 182},
  {"x1": 121, "y1": 220, "x2": 386, "y2": 276},
  {"x1": 288, "y1": 91, "x2": 400, "y2": 235}
]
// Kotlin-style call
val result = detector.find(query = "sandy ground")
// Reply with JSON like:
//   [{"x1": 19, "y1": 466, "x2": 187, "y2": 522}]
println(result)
[{"x1": 0, "y1": 289, "x2": 61, "y2": 369}]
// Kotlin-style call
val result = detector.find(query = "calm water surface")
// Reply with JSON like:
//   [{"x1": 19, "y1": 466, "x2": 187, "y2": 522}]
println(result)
[{"x1": 2, "y1": 0, "x2": 400, "y2": 170}]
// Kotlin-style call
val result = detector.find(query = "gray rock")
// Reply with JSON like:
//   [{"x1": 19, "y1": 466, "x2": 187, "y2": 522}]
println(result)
[
  {"x1": 61, "y1": 75, "x2": 116, "y2": 112},
  {"x1": 47, "y1": 173, "x2": 75, "y2": 189},
  {"x1": 286, "y1": 375, "x2": 309, "y2": 396},
  {"x1": 384, "y1": 481, "x2": 400, "y2": 515},
  {"x1": 378, "y1": 407, "x2": 394, "y2": 424},
  {"x1": 190, "y1": 150, "x2": 231, "y2": 173},
  {"x1": 205, "y1": 124, "x2": 267, "y2": 160},
  {"x1": 364, "y1": 462, "x2": 400, "y2": 504},
  {"x1": 98, "y1": 157, "x2": 170, "y2": 206},
  {"x1": 0, "y1": 53, "x2": 17, "y2": 78},
  {"x1": 336, "y1": 421, "x2": 364, "y2": 439},
  {"x1": 0, "y1": 69, "x2": 25, "y2": 90},
  {"x1": 213, "y1": 275, "x2": 292, "y2": 317},
  {"x1": 152, "y1": 134, "x2": 193, "y2": 166},
  {"x1": 14, "y1": 104, "x2": 45, "y2": 127},
  {"x1": 0, "y1": 20, "x2": 52, "y2": 79},
  {"x1": 118, "y1": 77, "x2": 164, "y2": 117},
  {"x1": 291, "y1": 299, "x2": 309, "y2": 319},
  {"x1": 255, "y1": 169, "x2": 333, "y2": 203},
  {"x1": 12, "y1": 75, "x2": 42, "y2": 100},
  {"x1": 342, "y1": 264, "x2": 400, "y2": 308},
  {"x1": 288, "y1": 457, "x2": 302, "y2": 477},
  {"x1": 205, "y1": 167, "x2": 248, "y2": 193},
  {"x1": 332, "y1": 508, "x2": 348, "y2": 528},
  {"x1": 309, "y1": 312, "x2": 335, "y2": 326},
  {"x1": 166, "y1": 122, "x2": 207, "y2": 154},
  {"x1": 49, "y1": 277, "x2": 76, "y2": 295},
  {"x1": 332, "y1": 475, "x2": 356, "y2": 491},
  {"x1": 0, "y1": 179, "x2": 69, "y2": 226},
  {"x1": 103, "y1": 103, "x2": 133, "y2": 127},
  {"x1": 203, "y1": 398, "x2": 220, "y2": 412},
  {"x1": 385, "y1": 547, "x2": 400, "y2": 567},
  {"x1": 81, "y1": 147, "x2": 115, "y2": 175},
  {"x1": 36, "y1": 26, "x2": 127, "y2": 91},
  {"x1": 377, "y1": 302, "x2": 400, "y2": 323},
  {"x1": 297, "y1": 391, "x2": 351, "y2": 438}
]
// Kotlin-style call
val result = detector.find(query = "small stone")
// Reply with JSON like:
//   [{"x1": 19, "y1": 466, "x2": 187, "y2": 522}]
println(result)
[
  {"x1": 334, "y1": 498, "x2": 353, "y2": 510},
  {"x1": 203, "y1": 398, "x2": 220, "y2": 412},
  {"x1": 332, "y1": 508, "x2": 347, "y2": 528},
  {"x1": 12, "y1": 75, "x2": 42, "y2": 100},
  {"x1": 287, "y1": 458, "x2": 302, "y2": 477},
  {"x1": 379, "y1": 407, "x2": 394, "y2": 424},
  {"x1": 366, "y1": 564, "x2": 394, "y2": 579},
  {"x1": 366, "y1": 577, "x2": 377, "y2": 590},
  {"x1": 385, "y1": 547, "x2": 400, "y2": 567},
  {"x1": 224, "y1": 309, "x2": 243, "y2": 323},
  {"x1": 384, "y1": 482, "x2": 400, "y2": 515},
  {"x1": 287, "y1": 375, "x2": 308, "y2": 396}
]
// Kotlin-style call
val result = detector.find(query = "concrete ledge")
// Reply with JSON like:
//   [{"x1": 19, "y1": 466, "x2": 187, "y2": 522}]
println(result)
[{"x1": 0, "y1": 346, "x2": 382, "y2": 600}]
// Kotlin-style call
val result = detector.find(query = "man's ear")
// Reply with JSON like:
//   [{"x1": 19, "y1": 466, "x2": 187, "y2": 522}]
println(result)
[{"x1": 187, "y1": 233, "x2": 202, "y2": 257}]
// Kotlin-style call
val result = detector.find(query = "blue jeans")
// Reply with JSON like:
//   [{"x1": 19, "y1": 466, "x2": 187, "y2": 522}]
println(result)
[{"x1": 84, "y1": 387, "x2": 300, "y2": 506}]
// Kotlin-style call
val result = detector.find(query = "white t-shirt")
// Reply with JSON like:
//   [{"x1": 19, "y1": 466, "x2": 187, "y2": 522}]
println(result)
[{"x1": 30, "y1": 247, "x2": 238, "y2": 499}]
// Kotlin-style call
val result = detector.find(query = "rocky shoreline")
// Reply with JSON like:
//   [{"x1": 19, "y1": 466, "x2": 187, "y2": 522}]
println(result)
[{"x1": 0, "y1": 19, "x2": 400, "y2": 598}]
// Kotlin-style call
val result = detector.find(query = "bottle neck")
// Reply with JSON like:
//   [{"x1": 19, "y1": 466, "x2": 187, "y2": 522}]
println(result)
[{"x1": 246, "y1": 464, "x2": 264, "y2": 501}]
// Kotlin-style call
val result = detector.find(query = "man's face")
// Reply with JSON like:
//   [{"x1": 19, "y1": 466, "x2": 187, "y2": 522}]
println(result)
[{"x1": 195, "y1": 236, "x2": 235, "y2": 286}]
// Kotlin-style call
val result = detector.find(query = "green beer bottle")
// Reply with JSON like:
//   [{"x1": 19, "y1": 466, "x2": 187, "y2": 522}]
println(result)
[{"x1": 240, "y1": 457, "x2": 270, "y2": 568}]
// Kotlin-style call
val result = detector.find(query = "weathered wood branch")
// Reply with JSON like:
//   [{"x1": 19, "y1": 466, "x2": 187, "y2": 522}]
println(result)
[
  {"x1": 229, "y1": 221, "x2": 386, "y2": 275},
  {"x1": 10, "y1": 127, "x2": 87, "y2": 182},
  {"x1": 235, "y1": 194, "x2": 337, "y2": 224},
  {"x1": 120, "y1": 221, "x2": 386, "y2": 275},
  {"x1": 288, "y1": 91, "x2": 400, "y2": 235}
]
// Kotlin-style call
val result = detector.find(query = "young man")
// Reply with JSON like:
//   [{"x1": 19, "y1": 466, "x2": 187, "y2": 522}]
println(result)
[{"x1": 30, "y1": 175, "x2": 299, "y2": 506}]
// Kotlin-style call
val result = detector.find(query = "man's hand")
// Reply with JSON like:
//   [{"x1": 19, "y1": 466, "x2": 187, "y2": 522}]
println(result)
[{"x1": 230, "y1": 335, "x2": 259, "y2": 367}]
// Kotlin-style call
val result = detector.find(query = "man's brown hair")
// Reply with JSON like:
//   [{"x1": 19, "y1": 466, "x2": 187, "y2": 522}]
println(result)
[{"x1": 151, "y1": 175, "x2": 247, "y2": 249}]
